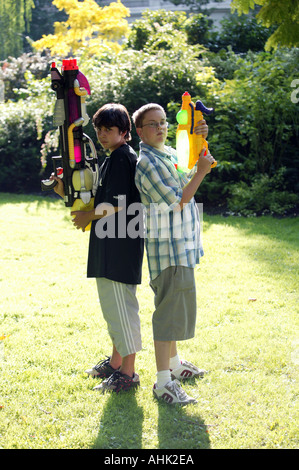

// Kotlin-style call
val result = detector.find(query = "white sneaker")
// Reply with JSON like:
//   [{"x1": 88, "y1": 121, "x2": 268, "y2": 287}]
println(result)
[
  {"x1": 170, "y1": 360, "x2": 206, "y2": 381},
  {"x1": 153, "y1": 379, "x2": 197, "y2": 405}
]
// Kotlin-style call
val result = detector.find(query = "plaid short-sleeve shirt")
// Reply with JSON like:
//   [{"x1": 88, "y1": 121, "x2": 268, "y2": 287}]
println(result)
[{"x1": 135, "y1": 142, "x2": 204, "y2": 280}]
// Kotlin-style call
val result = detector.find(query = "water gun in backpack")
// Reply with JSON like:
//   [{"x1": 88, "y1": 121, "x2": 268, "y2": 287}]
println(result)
[
  {"x1": 176, "y1": 91, "x2": 217, "y2": 173},
  {"x1": 41, "y1": 59, "x2": 99, "y2": 231}
]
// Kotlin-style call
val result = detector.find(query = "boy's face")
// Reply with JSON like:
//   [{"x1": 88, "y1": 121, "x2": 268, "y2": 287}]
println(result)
[
  {"x1": 137, "y1": 109, "x2": 167, "y2": 151},
  {"x1": 96, "y1": 126, "x2": 126, "y2": 152}
]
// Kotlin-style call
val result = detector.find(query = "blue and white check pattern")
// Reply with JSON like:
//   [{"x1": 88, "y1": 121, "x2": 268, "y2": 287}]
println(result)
[{"x1": 135, "y1": 142, "x2": 204, "y2": 280}]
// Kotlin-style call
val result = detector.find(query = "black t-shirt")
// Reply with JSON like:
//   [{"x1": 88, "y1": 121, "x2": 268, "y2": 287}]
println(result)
[{"x1": 87, "y1": 144, "x2": 144, "y2": 284}]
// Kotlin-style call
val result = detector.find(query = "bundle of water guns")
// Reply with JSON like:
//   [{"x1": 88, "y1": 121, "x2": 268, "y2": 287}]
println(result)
[
  {"x1": 41, "y1": 59, "x2": 99, "y2": 231},
  {"x1": 176, "y1": 91, "x2": 217, "y2": 173}
]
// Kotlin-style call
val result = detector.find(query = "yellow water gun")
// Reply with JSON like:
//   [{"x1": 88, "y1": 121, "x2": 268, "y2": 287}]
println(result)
[{"x1": 176, "y1": 91, "x2": 217, "y2": 172}]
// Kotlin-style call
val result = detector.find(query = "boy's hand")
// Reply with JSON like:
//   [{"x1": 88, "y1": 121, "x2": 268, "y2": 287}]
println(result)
[
  {"x1": 180, "y1": 148, "x2": 216, "y2": 209},
  {"x1": 194, "y1": 119, "x2": 208, "y2": 138},
  {"x1": 49, "y1": 173, "x2": 65, "y2": 198},
  {"x1": 71, "y1": 210, "x2": 92, "y2": 232},
  {"x1": 196, "y1": 149, "x2": 216, "y2": 175}
]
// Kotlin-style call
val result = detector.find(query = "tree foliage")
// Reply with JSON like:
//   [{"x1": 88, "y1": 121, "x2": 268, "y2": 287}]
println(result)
[
  {"x1": 210, "y1": 11, "x2": 275, "y2": 53},
  {"x1": 203, "y1": 47, "x2": 299, "y2": 213},
  {"x1": 125, "y1": 9, "x2": 189, "y2": 51},
  {"x1": 0, "y1": 8, "x2": 298, "y2": 214},
  {"x1": 231, "y1": 0, "x2": 299, "y2": 50},
  {"x1": 0, "y1": 0, "x2": 35, "y2": 60},
  {"x1": 32, "y1": 0, "x2": 130, "y2": 56},
  {"x1": 28, "y1": 0, "x2": 68, "y2": 42}
]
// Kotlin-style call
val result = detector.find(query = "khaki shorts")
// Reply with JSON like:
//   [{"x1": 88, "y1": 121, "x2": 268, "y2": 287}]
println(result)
[{"x1": 150, "y1": 266, "x2": 197, "y2": 341}]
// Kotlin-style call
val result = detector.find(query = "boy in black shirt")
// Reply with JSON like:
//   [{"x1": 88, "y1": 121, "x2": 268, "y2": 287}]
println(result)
[{"x1": 51, "y1": 104, "x2": 144, "y2": 393}]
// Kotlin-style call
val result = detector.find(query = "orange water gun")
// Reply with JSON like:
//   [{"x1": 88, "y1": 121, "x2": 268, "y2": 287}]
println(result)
[{"x1": 176, "y1": 91, "x2": 217, "y2": 172}]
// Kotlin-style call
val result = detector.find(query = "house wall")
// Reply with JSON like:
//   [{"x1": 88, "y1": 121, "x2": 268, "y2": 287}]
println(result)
[{"x1": 107, "y1": 0, "x2": 232, "y2": 27}]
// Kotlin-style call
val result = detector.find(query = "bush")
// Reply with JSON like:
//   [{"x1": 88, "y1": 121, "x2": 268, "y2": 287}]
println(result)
[
  {"x1": 198, "y1": 47, "x2": 299, "y2": 211},
  {"x1": 0, "y1": 52, "x2": 51, "y2": 101},
  {"x1": 125, "y1": 9, "x2": 188, "y2": 51},
  {"x1": 0, "y1": 43, "x2": 213, "y2": 190},
  {"x1": 228, "y1": 168, "x2": 299, "y2": 216},
  {"x1": 0, "y1": 102, "x2": 44, "y2": 192},
  {"x1": 204, "y1": 47, "x2": 246, "y2": 81},
  {"x1": 0, "y1": 69, "x2": 54, "y2": 192},
  {"x1": 181, "y1": 13, "x2": 213, "y2": 48},
  {"x1": 82, "y1": 45, "x2": 210, "y2": 150},
  {"x1": 209, "y1": 12, "x2": 275, "y2": 53},
  {"x1": 0, "y1": 11, "x2": 298, "y2": 217}
]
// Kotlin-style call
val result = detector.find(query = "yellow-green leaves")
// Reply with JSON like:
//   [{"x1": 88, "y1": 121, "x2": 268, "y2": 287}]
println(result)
[
  {"x1": 33, "y1": 0, "x2": 130, "y2": 57},
  {"x1": 231, "y1": 0, "x2": 299, "y2": 50}
]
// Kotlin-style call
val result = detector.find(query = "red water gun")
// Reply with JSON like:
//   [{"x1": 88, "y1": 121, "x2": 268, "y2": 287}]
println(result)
[{"x1": 41, "y1": 59, "x2": 99, "y2": 230}]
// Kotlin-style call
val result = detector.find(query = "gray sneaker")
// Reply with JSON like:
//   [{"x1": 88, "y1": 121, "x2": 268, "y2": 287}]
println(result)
[
  {"x1": 153, "y1": 379, "x2": 197, "y2": 405},
  {"x1": 93, "y1": 370, "x2": 140, "y2": 393},
  {"x1": 85, "y1": 356, "x2": 119, "y2": 379}
]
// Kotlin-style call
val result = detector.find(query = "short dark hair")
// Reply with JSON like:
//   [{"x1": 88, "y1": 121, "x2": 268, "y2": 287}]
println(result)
[{"x1": 92, "y1": 103, "x2": 132, "y2": 141}]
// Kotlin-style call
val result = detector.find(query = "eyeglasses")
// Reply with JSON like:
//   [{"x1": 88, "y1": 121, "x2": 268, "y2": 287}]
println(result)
[{"x1": 141, "y1": 121, "x2": 169, "y2": 129}]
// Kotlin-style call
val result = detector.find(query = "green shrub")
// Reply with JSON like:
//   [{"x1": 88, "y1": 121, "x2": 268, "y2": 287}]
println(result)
[
  {"x1": 201, "y1": 47, "x2": 299, "y2": 211},
  {"x1": 0, "y1": 103, "x2": 43, "y2": 192},
  {"x1": 0, "y1": 52, "x2": 51, "y2": 101},
  {"x1": 228, "y1": 168, "x2": 299, "y2": 216},
  {"x1": 209, "y1": 12, "x2": 275, "y2": 53},
  {"x1": 0, "y1": 11, "x2": 298, "y2": 217},
  {"x1": 0, "y1": 71, "x2": 54, "y2": 192},
  {"x1": 82, "y1": 45, "x2": 210, "y2": 150},
  {"x1": 125, "y1": 9, "x2": 188, "y2": 51},
  {"x1": 182, "y1": 13, "x2": 213, "y2": 48},
  {"x1": 205, "y1": 47, "x2": 246, "y2": 81}
]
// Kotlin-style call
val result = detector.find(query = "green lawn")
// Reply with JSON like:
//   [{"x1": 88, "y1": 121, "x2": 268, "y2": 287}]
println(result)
[{"x1": 0, "y1": 192, "x2": 298, "y2": 449}]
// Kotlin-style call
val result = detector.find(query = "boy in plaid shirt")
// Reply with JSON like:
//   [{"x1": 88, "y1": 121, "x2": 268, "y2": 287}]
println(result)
[{"x1": 133, "y1": 103, "x2": 216, "y2": 404}]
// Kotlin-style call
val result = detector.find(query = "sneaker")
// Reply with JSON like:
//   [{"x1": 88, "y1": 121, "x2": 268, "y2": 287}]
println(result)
[
  {"x1": 170, "y1": 360, "x2": 206, "y2": 381},
  {"x1": 153, "y1": 379, "x2": 197, "y2": 405},
  {"x1": 85, "y1": 356, "x2": 119, "y2": 379},
  {"x1": 93, "y1": 370, "x2": 140, "y2": 393}
]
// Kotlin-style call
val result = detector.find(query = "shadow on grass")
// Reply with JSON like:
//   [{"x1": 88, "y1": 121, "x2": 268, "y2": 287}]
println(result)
[
  {"x1": 156, "y1": 400, "x2": 210, "y2": 449},
  {"x1": 92, "y1": 390, "x2": 144, "y2": 449},
  {"x1": 203, "y1": 213, "x2": 299, "y2": 249},
  {"x1": 0, "y1": 190, "x2": 62, "y2": 206},
  {"x1": 203, "y1": 214, "x2": 299, "y2": 279},
  {"x1": 92, "y1": 388, "x2": 210, "y2": 450}
]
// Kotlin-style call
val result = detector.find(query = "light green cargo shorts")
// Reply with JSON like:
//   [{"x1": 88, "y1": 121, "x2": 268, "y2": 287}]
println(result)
[{"x1": 150, "y1": 266, "x2": 197, "y2": 341}]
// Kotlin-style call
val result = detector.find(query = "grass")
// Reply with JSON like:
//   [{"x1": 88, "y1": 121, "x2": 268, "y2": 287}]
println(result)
[{"x1": 0, "y1": 192, "x2": 298, "y2": 450}]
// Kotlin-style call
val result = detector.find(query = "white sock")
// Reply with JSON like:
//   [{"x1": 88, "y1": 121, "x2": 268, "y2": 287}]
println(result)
[
  {"x1": 156, "y1": 370, "x2": 172, "y2": 388},
  {"x1": 169, "y1": 354, "x2": 181, "y2": 370}
]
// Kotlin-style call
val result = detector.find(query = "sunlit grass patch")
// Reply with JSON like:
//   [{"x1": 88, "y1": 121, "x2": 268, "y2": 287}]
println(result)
[{"x1": 0, "y1": 193, "x2": 298, "y2": 449}]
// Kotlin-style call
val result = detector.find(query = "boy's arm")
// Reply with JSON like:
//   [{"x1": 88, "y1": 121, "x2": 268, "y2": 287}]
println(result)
[
  {"x1": 72, "y1": 152, "x2": 131, "y2": 231},
  {"x1": 71, "y1": 204, "x2": 122, "y2": 232},
  {"x1": 136, "y1": 148, "x2": 215, "y2": 212},
  {"x1": 179, "y1": 149, "x2": 215, "y2": 210},
  {"x1": 50, "y1": 174, "x2": 120, "y2": 231}
]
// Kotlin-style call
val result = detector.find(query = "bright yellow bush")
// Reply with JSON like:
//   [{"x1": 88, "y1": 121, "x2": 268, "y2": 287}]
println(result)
[{"x1": 32, "y1": 0, "x2": 130, "y2": 57}]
